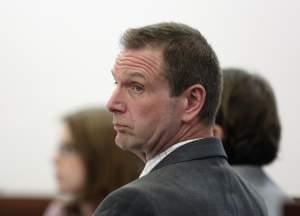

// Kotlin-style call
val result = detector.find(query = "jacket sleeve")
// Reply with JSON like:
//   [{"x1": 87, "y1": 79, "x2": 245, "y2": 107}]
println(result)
[{"x1": 93, "y1": 187, "x2": 155, "y2": 216}]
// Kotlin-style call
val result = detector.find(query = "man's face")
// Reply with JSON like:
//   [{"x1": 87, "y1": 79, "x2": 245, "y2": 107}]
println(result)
[{"x1": 106, "y1": 48, "x2": 183, "y2": 159}]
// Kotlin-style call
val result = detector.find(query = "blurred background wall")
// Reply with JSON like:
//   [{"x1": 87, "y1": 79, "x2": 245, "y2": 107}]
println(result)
[{"x1": 0, "y1": 0, "x2": 299, "y2": 196}]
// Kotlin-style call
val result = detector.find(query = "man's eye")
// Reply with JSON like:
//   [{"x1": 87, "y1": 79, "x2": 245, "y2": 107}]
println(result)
[{"x1": 130, "y1": 84, "x2": 144, "y2": 94}]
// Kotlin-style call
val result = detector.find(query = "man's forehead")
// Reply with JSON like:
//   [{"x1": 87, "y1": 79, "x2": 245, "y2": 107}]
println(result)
[
  {"x1": 113, "y1": 48, "x2": 163, "y2": 77},
  {"x1": 118, "y1": 48, "x2": 161, "y2": 63},
  {"x1": 111, "y1": 69, "x2": 147, "y2": 80}
]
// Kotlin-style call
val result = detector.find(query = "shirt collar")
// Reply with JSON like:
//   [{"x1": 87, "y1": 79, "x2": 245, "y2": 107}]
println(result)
[{"x1": 139, "y1": 138, "x2": 200, "y2": 178}]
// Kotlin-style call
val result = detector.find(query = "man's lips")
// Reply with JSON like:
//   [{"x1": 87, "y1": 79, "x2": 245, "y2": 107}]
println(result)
[{"x1": 113, "y1": 123, "x2": 130, "y2": 132}]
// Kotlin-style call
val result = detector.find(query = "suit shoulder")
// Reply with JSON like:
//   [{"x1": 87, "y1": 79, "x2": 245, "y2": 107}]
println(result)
[{"x1": 93, "y1": 184, "x2": 156, "y2": 216}]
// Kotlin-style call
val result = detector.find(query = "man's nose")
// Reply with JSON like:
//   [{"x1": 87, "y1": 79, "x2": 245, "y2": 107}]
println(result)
[{"x1": 106, "y1": 88, "x2": 126, "y2": 113}]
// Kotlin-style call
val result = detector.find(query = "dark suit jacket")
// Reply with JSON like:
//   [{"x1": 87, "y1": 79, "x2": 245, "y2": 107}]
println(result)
[{"x1": 94, "y1": 138, "x2": 267, "y2": 216}]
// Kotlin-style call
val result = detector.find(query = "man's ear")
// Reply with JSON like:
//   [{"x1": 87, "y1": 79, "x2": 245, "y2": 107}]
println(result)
[
  {"x1": 213, "y1": 124, "x2": 224, "y2": 139},
  {"x1": 181, "y1": 84, "x2": 206, "y2": 123}
]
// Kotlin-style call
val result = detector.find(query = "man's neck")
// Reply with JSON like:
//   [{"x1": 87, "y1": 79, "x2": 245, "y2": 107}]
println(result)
[
  {"x1": 144, "y1": 122, "x2": 213, "y2": 161},
  {"x1": 139, "y1": 138, "x2": 199, "y2": 177}
]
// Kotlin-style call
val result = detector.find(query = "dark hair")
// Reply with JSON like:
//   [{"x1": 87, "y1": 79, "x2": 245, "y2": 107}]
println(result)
[
  {"x1": 216, "y1": 68, "x2": 281, "y2": 165},
  {"x1": 121, "y1": 22, "x2": 221, "y2": 126},
  {"x1": 63, "y1": 108, "x2": 141, "y2": 214}
]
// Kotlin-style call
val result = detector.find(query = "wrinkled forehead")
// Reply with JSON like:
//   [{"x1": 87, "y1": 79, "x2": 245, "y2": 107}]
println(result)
[{"x1": 113, "y1": 48, "x2": 164, "y2": 77}]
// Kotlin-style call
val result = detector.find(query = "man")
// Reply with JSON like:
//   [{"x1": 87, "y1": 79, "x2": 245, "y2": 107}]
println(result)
[
  {"x1": 94, "y1": 22, "x2": 267, "y2": 216},
  {"x1": 215, "y1": 68, "x2": 291, "y2": 216}
]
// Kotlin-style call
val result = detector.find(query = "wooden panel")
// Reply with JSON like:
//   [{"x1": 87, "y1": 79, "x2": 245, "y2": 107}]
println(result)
[
  {"x1": 283, "y1": 198, "x2": 300, "y2": 216},
  {"x1": 0, "y1": 197, "x2": 51, "y2": 216}
]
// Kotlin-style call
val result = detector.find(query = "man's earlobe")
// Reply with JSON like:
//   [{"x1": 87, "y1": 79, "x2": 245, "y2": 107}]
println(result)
[{"x1": 182, "y1": 84, "x2": 206, "y2": 123}]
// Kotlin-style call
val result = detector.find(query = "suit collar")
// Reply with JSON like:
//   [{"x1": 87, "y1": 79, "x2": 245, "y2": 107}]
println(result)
[{"x1": 151, "y1": 137, "x2": 227, "y2": 172}]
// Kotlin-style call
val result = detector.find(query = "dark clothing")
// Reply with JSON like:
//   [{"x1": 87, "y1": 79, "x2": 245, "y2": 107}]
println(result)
[{"x1": 94, "y1": 138, "x2": 267, "y2": 216}]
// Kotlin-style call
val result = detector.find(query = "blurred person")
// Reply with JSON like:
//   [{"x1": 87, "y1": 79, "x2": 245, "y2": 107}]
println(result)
[
  {"x1": 44, "y1": 108, "x2": 141, "y2": 216},
  {"x1": 215, "y1": 68, "x2": 291, "y2": 216},
  {"x1": 93, "y1": 22, "x2": 267, "y2": 216}
]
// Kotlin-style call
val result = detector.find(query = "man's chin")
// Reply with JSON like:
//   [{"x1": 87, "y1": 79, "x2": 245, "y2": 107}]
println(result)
[
  {"x1": 115, "y1": 141, "x2": 126, "y2": 150},
  {"x1": 115, "y1": 134, "x2": 138, "y2": 151},
  {"x1": 115, "y1": 134, "x2": 129, "y2": 150}
]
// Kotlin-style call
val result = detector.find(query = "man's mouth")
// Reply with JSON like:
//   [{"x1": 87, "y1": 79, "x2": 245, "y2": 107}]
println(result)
[{"x1": 113, "y1": 123, "x2": 130, "y2": 132}]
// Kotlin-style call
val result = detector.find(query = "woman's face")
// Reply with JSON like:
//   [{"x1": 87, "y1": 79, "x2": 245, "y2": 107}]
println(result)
[{"x1": 53, "y1": 123, "x2": 86, "y2": 194}]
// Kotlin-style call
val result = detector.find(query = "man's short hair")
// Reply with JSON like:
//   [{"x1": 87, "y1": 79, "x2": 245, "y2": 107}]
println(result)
[
  {"x1": 120, "y1": 22, "x2": 221, "y2": 126},
  {"x1": 216, "y1": 68, "x2": 281, "y2": 165}
]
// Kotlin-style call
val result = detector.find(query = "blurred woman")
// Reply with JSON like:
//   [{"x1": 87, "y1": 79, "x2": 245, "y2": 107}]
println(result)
[
  {"x1": 44, "y1": 108, "x2": 141, "y2": 216},
  {"x1": 215, "y1": 68, "x2": 291, "y2": 216}
]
